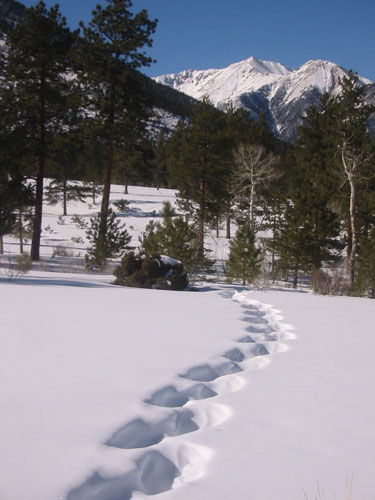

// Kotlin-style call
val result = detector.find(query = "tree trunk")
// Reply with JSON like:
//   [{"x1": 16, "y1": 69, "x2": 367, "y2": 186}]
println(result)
[
  {"x1": 31, "y1": 169, "x2": 44, "y2": 261},
  {"x1": 271, "y1": 209, "x2": 277, "y2": 278},
  {"x1": 226, "y1": 216, "x2": 231, "y2": 239},
  {"x1": 99, "y1": 138, "x2": 114, "y2": 241},
  {"x1": 31, "y1": 75, "x2": 46, "y2": 262},
  {"x1": 348, "y1": 177, "x2": 357, "y2": 286},
  {"x1": 19, "y1": 209, "x2": 23, "y2": 254},
  {"x1": 198, "y1": 177, "x2": 206, "y2": 252},
  {"x1": 345, "y1": 224, "x2": 351, "y2": 273},
  {"x1": 99, "y1": 86, "x2": 116, "y2": 244},
  {"x1": 0, "y1": 235, "x2": 3, "y2": 255},
  {"x1": 63, "y1": 178, "x2": 67, "y2": 216},
  {"x1": 292, "y1": 270, "x2": 298, "y2": 289},
  {"x1": 249, "y1": 166, "x2": 255, "y2": 232},
  {"x1": 292, "y1": 260, "x2": 299, "y2": 289},
  {"x1": 124, "y1": 169, "x2": 128, "y2": 194}
]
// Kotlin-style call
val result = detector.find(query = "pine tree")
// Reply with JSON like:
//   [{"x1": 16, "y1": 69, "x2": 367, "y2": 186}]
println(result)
[
  {"x1": 153, "y1": 129, "x2": 169, "y2": 189},
  {"x1": 77, "y1": 0, "x2": 157, "y2": 253},
  {"x1": 226, "y1": 223, "x2": 262, "y2": 286},
  {"x1": 45, "y1": 87, "x2": 88, "y2": 216},
  {"x1": 354, "y1": 228, "x2": 375, "y2": 298},
  {"x1": 86, "y1": 208, "x2": 131, "y2": 269},
  {"x1": 1, "y1": 1, "x2": 75, "y2": 260},
  {"x1": 166, "y1": 100, "x2": 231, "y2": 251},
  {"x1": 332, "y1": 72, "x2": 374, "y2": 286},
  {"x1": 0, "y1": 173, "x2": 34, "y2": 254},
  {"x1": 139, "y1": 201, "x2": 212, "y2": 280}
]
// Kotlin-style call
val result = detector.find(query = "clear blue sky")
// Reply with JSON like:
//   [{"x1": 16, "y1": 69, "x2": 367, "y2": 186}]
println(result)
[{"x1": 22, "y1": 0, "x2": 375, "y2": 81}]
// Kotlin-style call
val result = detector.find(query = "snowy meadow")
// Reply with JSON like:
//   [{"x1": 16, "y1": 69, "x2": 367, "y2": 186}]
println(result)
[{"x1": 0, "y1": 185, "x2": 374, "y2": 500}]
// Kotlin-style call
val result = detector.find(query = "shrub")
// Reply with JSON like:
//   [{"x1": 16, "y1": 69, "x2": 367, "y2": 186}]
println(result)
[
  {"x1": 15, "y1": 253, "x2": 32, "y2": 275},
  {"x1": 114, "y1": 252, "x2": 189, "y2": 291},
  {"x1": 310, "y1": 266, "x2": 349, "y2": 296},
  {"x1": 112, "y1": 199, "x2": 130, "y2": 212},
  {"x1": 1, "y1": 253, "x2": 32, "y2": 280},
  {"x1": 52, "y1": 246, "x2": 75, "y2": 258},
  {"x1": 71, "y1": 215, "x2": 88, "y2": 230},
  {"x1": 71, "y1": 236, "x2": 84, "y2": 244},
  {"x1": 44, "y1": 225, "x2": 56, "y2": 234}
]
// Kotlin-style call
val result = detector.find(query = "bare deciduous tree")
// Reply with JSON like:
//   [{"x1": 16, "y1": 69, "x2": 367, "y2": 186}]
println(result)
[
  {"x1": 339, "y1": 138, "x2": 373, "y2": 286},
  {"x1": 232, "y1": 144, "x2": 279, "y2": 232}
]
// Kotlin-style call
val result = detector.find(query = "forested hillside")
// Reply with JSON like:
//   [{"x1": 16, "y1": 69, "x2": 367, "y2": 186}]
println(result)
[{"x1": 0, "y1": 0, "x2": 24, "y2": 36}]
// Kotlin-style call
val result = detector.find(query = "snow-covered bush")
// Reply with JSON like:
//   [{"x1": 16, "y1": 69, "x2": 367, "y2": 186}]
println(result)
[{"x1": 114, "y1": 252, "x2": 189, "y2": 291}]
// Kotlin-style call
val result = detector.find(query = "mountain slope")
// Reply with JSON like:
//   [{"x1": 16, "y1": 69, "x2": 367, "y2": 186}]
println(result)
[
  {"x1": 0, "y1": 0, "x2": 195, "y2": 131},
  {"x1": 155, "y1": 57, "x2": 374, "y2": 141},
  {"x1": 0, "y1": 0, "x2": 24, "y2": 38}
]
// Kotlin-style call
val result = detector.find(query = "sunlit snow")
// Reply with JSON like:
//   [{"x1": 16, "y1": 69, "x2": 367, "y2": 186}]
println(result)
[{"x1": 0, "y1": 185, "x2": 374, "y2": 500}]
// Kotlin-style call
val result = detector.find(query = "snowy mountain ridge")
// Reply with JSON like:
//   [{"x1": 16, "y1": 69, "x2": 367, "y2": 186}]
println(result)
[{"x1": 154, "y1": 57, "x2": 374, "y2": 141}]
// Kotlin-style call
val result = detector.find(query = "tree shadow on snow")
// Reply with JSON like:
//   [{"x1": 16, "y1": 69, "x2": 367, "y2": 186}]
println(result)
[{"x1": 0, "y1": 276, "x2": 113, "y2": 288}]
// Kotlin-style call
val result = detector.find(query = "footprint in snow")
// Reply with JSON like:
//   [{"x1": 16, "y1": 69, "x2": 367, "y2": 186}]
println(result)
[
  {"x1": 67, "y1": 293, "x2": 295, "y2": 499},
  {"x1": 67, "y1": 449, "x2": 181, "y2": 500},
  {"x1": 145, "y1": 383, "x2": 217, "y2": 407}
]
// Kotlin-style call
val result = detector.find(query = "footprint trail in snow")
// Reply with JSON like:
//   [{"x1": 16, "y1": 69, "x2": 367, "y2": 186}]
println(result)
[{"x1": 67, "y1": 290, "x2": 296, "y2": 499}]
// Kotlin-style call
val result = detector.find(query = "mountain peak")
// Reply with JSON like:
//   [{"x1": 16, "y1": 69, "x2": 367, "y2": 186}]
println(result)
[
  {"x1": 242, "y1": 56, "x2": 291, "y2": 76},
  {"x1": 154, "y1": 57, "x2": 374, "y2": 141}
]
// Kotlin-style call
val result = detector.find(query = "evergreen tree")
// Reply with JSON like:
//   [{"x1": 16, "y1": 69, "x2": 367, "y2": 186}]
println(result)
[
  {"x1": 1, "y1": 1, "x2": 75, "y2": 260},
  {"x1": 45, "y1": 179, "x2": 88, "y2": 216},
  {"x1": 287, "y1": 97, "x2": 344, "y2": 270},
  {"x1": 332, "y1": 72, "x2": 374, "y2": 286},
  {"x1": 166, "y1": 100, "x2": 231, "y2": 251},
  {"x1": 77, "y1": 0, "x2": 157, "y2": 253},
  {"x1": 86, "y1": 207, "x2": 131, "y2": 268},
  {"x1": 0, "y1": 173, "x2": 34, "y2": 254},
  {"x1": 354, "y1": 228, "x2": 375, "y2": 298},
  {"x1": 152, "y1": 128, "x2": 170, "y2": 189},
  {"x1": 226, "y1": 223, "x2": 262, "y2": 286},
  {"x1": 139, "y1": 201, "x2": 212, "y2": 280},
  {"x1": 45, "y1": 87, "x2": 88, "y2": 216},
  {"x1": 271, "y1": 200, "x2": 314, "y2": 288}
]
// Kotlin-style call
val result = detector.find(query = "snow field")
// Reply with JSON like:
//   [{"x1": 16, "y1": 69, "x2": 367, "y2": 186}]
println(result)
[{"x1": 1, "y1": 184, "x2": 374, "y2": 499}]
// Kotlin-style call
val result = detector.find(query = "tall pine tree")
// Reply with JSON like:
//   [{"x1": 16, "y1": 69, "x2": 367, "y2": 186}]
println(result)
[
  {"x1": 1, "y1": 1, "x2": 75, "y2": 260},
  {"x1": 226, "y1": 223, "x2": 262, "y2": 286},
  {"x1": 167, "y1": 100, "x2": 231, "y2": 251},
  {"x1": 77, "y1": 0, "x2": 157, "y2": 255}
]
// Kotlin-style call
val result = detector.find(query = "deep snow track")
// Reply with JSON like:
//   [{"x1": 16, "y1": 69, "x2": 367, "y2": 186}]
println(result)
[{"x1": 67, "y1": 291, "x2": 296, "y2": 499}]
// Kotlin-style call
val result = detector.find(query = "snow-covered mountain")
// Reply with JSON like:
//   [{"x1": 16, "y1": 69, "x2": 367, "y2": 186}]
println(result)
[{"x1": 154, "y1": 57, "x2": 374, "y2": 141}]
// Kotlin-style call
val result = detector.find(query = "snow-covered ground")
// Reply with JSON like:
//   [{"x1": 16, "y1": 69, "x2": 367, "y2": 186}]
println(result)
[{"x1": 0, "y1": 185, "x2": 374, "y2": 500}]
